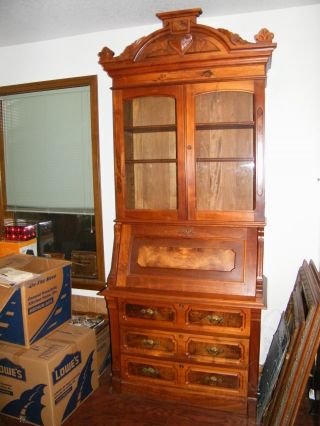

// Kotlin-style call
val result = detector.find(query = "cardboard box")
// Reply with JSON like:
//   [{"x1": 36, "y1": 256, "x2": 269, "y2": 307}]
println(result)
[
  {"x1": 0, "y1": 323, "x2": 98, "y2": 426},
  {"x1": 70, "y1": 314, "x2": 110, "y2": 376},
  {"x1": 0, "y1": 238, "x2": 38, "y2": 257},
  {"x1": 71, "y1": 294, "x2": 110, "y2": 376},
  {"x1": 95, "y1": 321, "x2": 110, "y2": 376},
  {"x1": 71, "y1": 294, "x2": 109, "y2": 318},
  {"x1": 0, "y1": 254, "x2": 71, "y2": 347}
]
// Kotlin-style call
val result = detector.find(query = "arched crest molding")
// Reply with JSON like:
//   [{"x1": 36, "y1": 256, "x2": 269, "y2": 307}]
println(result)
[{"x1": 99, "y1": 8, "x2": 276, "y2": 76}]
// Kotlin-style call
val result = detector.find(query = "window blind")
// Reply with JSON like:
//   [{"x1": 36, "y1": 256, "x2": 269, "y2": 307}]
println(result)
[{"x1": 1, "y1": 86, "x2": 94, "y2": 214}]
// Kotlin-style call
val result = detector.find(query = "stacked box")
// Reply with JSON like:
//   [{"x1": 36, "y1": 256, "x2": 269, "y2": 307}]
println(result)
[
  {"x1": 0, "y1": 323, "x2": 98, "y2": 426},
  {"x1": 0, "y1": 254, "x2": 71, "y2": 347},
  {"x1": 70, "y1": 313, "x2": 110, "y2": 376},
  {"x1": 71, "y1": 294, "x2": 111, "y2": 375},
  {"x1": 0, "y1": 238, "x2": 38, "y2": 257},
  {"x1": 0, "y1": 256, "x2": 106, "y2": 425}
]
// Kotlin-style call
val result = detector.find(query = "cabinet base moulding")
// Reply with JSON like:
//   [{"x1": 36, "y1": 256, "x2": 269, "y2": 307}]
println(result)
[{"x1": 119, "y1": 381, "x2": 249, "y2": 414}]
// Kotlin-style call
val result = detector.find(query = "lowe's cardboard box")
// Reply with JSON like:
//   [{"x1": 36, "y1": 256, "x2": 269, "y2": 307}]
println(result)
[
  {"x1": 0, "y1": 254, "x2": 71, "y2": 347},
  {"x1": 0, "y1": 323, "x2": 98, "y2": 426}
]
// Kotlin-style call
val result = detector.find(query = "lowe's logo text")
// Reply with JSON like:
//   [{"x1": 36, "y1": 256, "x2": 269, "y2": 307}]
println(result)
[
  {"x1": 0, "y1": 358, "x2": 26, "y2": 381},
  {"x1": 52, "y1": 352, "x2": 81, "y2": 384}
]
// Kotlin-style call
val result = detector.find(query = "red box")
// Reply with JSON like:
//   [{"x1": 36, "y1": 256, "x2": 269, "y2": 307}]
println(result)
[{"x1": 4, "y1": 221, "x2": 36, "y2": 241}]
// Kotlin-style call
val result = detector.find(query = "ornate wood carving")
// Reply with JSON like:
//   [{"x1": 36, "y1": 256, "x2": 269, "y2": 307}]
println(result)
[
  {"x1": 99, "y1": 46, "x2": 115, "y2": 60},
  {"x1": 256, "y1": 228, "x2": 264, "y2": 298},
  {"x1": 98, "y1": 8, "x2": 276, "y2": 72},
  {"x1": 255, "y1": 28, "x2": 275, "y2": 43},
  {"x1": 107, "y1": 223, "x2": 122, "y2": 286},
  {"x1": 216, "y1": 28, "x2": 249, "y2": 45}
]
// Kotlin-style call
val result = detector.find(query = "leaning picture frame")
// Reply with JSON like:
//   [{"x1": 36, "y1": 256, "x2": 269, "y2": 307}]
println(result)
[{"x1": 260, "y1": 260, "x2": 320, "y2": 426}]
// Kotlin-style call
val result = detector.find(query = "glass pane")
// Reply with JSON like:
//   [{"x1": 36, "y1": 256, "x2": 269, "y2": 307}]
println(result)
[
  {"x1": 126, "y1": 163, "x2": 177, "y2": 209},
  {"x1": 196, "y1": 161, "x2": 254, "y2": 211},
  {"x1": 125, "y1": 131, "x2": 176, "y2": 161},
  {"x1": 124, "y1": 96, "x2": 176, "y2": 126},
  {"x1": 196, "y1": 129, "x2": 253, "y2": 159},
  {"x1": 195, "y1": 91, "x2": 254, "y2": 212},
  {"x1": 8, "y1": 212, "x2": 97, "y2": 271},
  {"x1": 124, "y1": 96, "x2": 177, "y2": 210},
  {"x1": 195, "y1": 91, "x2": 253, "y2": 123}
]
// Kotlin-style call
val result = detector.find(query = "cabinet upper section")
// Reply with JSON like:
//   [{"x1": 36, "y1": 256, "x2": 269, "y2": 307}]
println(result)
[
  {"x1": 99, "y1": 8, "x2": 276, "y2": 88},
  {"x1": 99, "y1": 9, "x2": 276, "y2": 225}
]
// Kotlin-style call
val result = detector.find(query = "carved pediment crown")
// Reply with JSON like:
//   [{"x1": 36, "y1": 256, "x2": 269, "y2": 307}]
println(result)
[{"x1": 99, "y1": 8, "x2": 276, "y2": 72}]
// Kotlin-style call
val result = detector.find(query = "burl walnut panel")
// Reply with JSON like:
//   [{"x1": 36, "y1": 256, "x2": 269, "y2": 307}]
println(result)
[{"x1": 137, "y1": 245, "x2": 235, "y2": 272}]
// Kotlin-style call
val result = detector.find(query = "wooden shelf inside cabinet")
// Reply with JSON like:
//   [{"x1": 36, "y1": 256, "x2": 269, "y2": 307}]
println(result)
[
  {"x1": 125, "y1": 159, "x2": 177, "y2": 164},
  {"x1": 124, "y1": 125, "x2": 177, "y2": 133},
  {"x1": 196, "y1": 157, "x2": 254, "y2": 163},
  {"x1": 196, "y1": 122, "x2": 255, "y2": 130},
  {"x1": 99, "y1": 6, "x2": 276, "y2": 419}
]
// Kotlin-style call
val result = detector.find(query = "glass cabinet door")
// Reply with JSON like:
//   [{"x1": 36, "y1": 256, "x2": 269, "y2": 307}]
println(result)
[
  {"x1": 123, "y1": 96, "x2": 177, "y2": 210},
  {"x1": 194, "y1": 90, "x2": 254, "y2": 212}
]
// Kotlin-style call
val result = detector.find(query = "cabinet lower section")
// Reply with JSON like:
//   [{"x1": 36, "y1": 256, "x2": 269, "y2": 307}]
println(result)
[
  {"x1": 103, "y1": 291, "x2": 263, "y2": 416},
  {"x1": 123, "y1": 355, "x2": 247, "y2": 395},
  {"x1": 120, "y1": 356, "x2": 248, "y2": 413}
]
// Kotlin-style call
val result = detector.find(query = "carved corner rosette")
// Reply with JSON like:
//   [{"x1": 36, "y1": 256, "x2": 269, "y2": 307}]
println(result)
[
  {"x1": 254, "y1": 28, "x2": 275, "y2": 43},
  {"x1": 98, "y1": 46, "x2": 115, "y2": 63}
]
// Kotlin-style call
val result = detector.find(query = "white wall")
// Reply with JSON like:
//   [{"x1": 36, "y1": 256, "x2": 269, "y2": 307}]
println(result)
[{"x1": 1, "y1": 4, "x2": 319, "y2": 362}]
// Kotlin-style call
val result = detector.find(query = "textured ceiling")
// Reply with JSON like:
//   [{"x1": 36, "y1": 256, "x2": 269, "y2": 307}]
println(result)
[{"x1": 0, "y1": 0, "x2": 319, "y2": 47}]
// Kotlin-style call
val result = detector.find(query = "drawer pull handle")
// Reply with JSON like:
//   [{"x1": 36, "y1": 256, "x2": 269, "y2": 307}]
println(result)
[
  {"x1": 142, "y1": 338, "x2": 157, "y2": 348},
  {"x1": 140, "y1": 308, "x2": 156, "y2": 317},
  {"x1": 206, "y1": 314, "x2": 224, "y2": 325},
  {"x1": 142, "y1": 366, "x2": 159, "y2": 377},
  {"x1": 204, "y1": 375, "x2": 223, "y2": 386},
  {"x1": 207, "y1": 346, "x2": 223, "y2": 356}
]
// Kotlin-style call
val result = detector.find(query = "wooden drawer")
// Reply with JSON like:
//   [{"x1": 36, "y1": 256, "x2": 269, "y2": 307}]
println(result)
[
  {"x1": 121, "y1": 327, "x2": 248, "y2": 366},
  {"x1": 120, "y1": 300, "x2": 250, "y2": 336},
  {"x1": 185, "y1": 335, "x2": 249, "y2": 366},
  {"x1": 121, "y1": 328, "x2": 177, "y2": 358},
  {"x1": 120, "y1": 300, "x2": 176, "y2": 326},
  {"x1": 122, "y1": 356, "x2": 247, "y2": 396},
  {"x1": 186, "y1": 305, "x2": 250, "y2": 336},
  {"x1": 123, "y1": 356, "x2": 179, "y2": 386},
  {"x1": 185, "y1": 365, "x2": 247, "y2": 396}
]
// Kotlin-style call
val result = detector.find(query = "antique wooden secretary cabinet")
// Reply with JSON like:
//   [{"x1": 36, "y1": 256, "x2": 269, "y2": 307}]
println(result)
[{"x1": 99, "y1": 8, "x2": 276, "y2": 416}]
